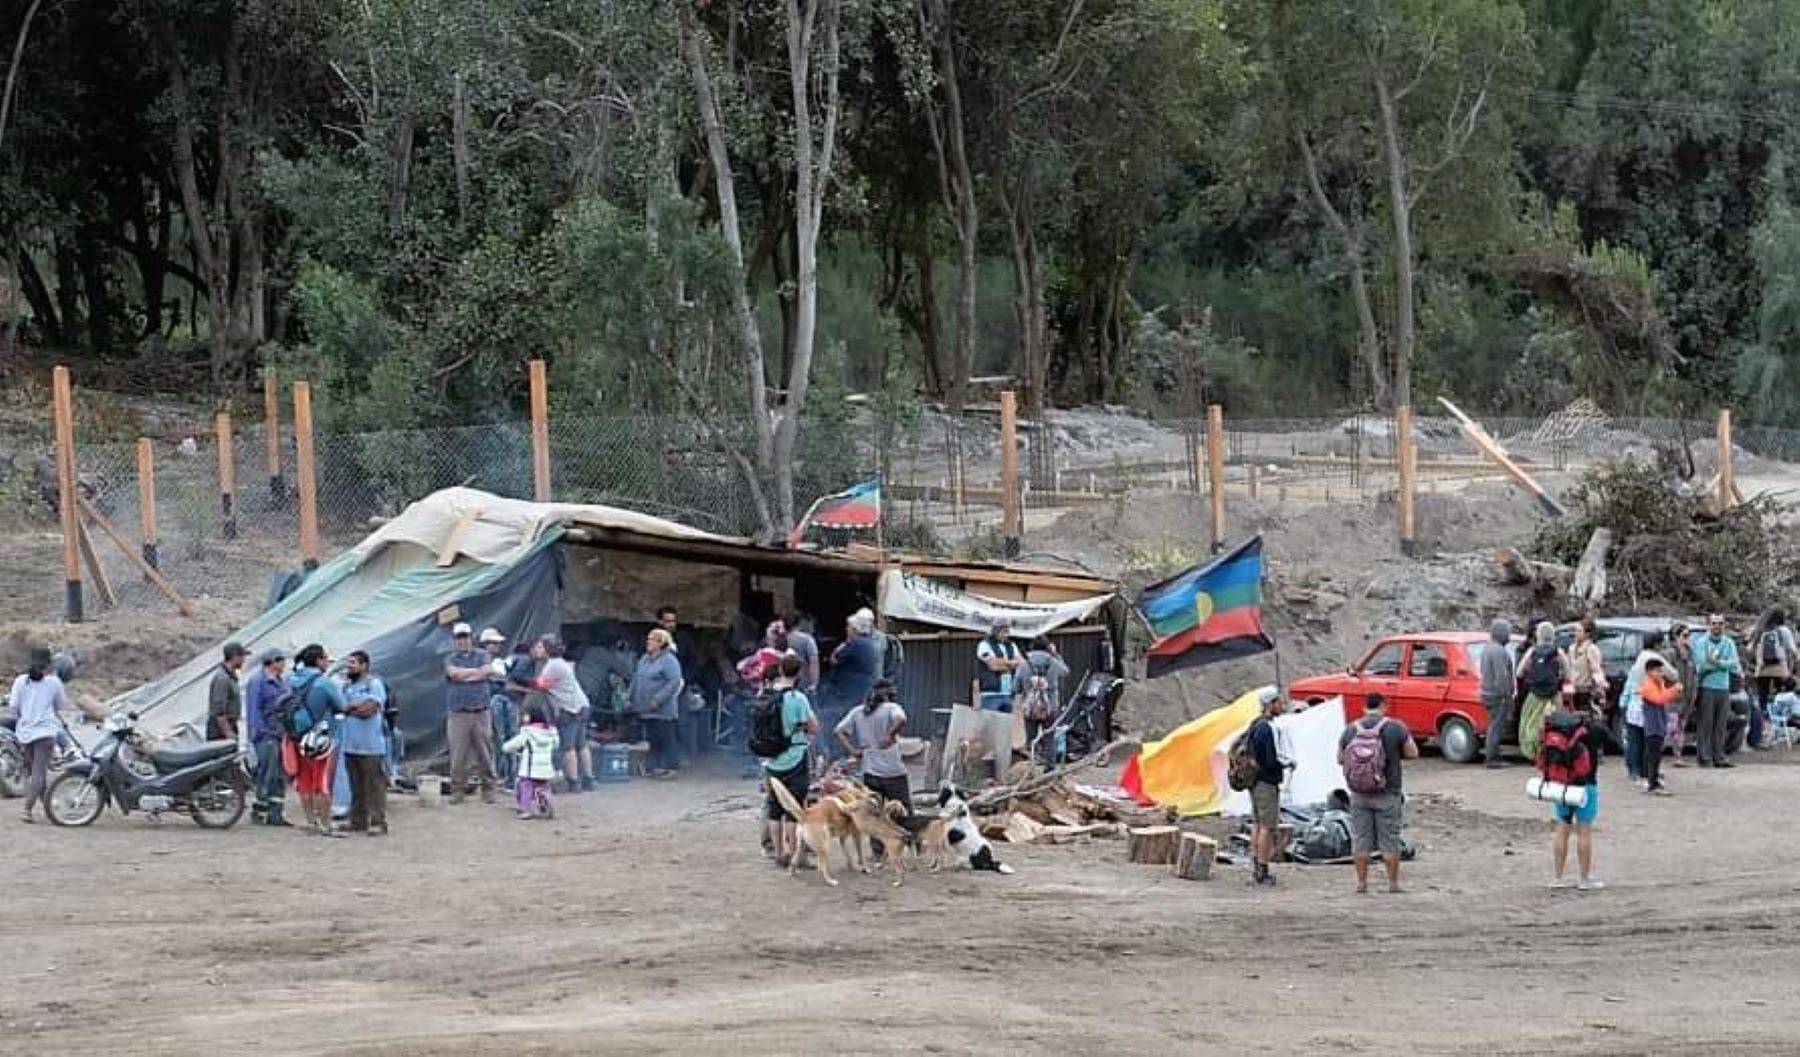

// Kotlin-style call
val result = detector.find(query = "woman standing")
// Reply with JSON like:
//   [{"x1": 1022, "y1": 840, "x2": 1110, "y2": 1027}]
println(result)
[
  {"x1": 12, "y1": 647, "x2": 67, "y2": 823},
  {"x1": 288, "y1": 644, "x2": 346, "y2": 837},
  {"x1": 1568, "y1": 619, "x2": 1608, "y2": 721},
  {"x1": 631, "y1": 629, "x2": 684, "y2": 778},
  {"x1": 1667, "y1": 623, "x2": 1697, "y2": 766},
  {"x1": 1514, "y1": 622, "x2": 1569, "y2": 764}
]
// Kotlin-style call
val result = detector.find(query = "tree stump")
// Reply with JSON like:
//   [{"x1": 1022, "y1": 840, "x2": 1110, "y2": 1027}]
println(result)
[
  {"x1": 1127, "y1": 825, "x2": 1181, "y2": 865},
  {"x1": 1171, "y1": 832, "x2": 1217, "y2": 881}
]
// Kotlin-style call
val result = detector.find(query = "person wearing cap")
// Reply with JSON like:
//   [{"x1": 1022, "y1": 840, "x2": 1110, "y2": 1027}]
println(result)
[
  {"x1": 12, "y1": 647, "x2": 68, "y2": 824},
  {"x1": 207, "y1": 642, "x2": 248, "y2": 743},
  {"x1": 444, "y1": 623, "x2": 498, "y2": 804},
  {"x1": 247, "y1": 646, "x2": 292, "y2": 826},
  {"x1": 975, "y1": 619, "x2": 1026, "y2": 713},
  {"x1": 479, "y1": 628, "x2": 519, "y2": 789},
  {"x1": 1247, "y1": 687, "x2": 1288, "y2": 887}
]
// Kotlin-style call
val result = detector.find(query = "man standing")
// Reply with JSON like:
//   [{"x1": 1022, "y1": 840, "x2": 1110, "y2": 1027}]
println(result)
[
  {"x1": 975, "y1": 619, "x2": 1026, "y2": 712},
  {"x1": 207, "y1": 642, "x2": 247, "y2": 743},
  {"x1": 820, "y1": 611, "x2": 881, "y2": 759},
  {"x1": 444, "y1": 623, "x2": 498, "y2": 804},
  {"x1": 340, "y1": 650, "x2": 389, "y2": 835},
  {"x1": 1248, "y1": 688, "x2": 1287, "y2": 887},
  {"x1": 786, "y1": 613, "x2": 822, "y2": 698},
  {"x1": 1694, "y1": 614, "x2": 1741, "y2": 768},
  {"x1": 246, "y1": 647, "x2": 290, "y2": 826},
  {"x1": 1479, "y1": 620, "x2": 1516, "y2": 768},
  {"x1": 480, "y1": 628, "x2": 518, "y2": 789},
  {"x1": 1338, "y1": 693, "x2": 1419, "y2": 894},
  {"x1": 835, "y1": 678, "x2": 910, "y2": 813}
]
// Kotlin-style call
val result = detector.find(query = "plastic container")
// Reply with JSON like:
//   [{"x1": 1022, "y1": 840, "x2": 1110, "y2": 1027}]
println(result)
[
  {"x1": 599, "y1": 743, "x2": 632, "y2": 783},
  {"x1": 417, "y1": 774, "x2": 443, "y2": 807}
]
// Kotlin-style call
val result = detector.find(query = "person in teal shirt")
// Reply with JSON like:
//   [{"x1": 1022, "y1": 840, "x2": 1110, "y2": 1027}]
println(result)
[
  {"x1": 1694, "y1": 614, "x2": 1742, "y2": 768},
  {"x1": 761, "y1": 653, "x2": 817, "y2": 867}
]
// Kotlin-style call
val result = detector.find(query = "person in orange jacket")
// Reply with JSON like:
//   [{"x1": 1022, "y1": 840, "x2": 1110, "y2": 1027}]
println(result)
[{"x1": 1640, "y1": 657, "x2": 1682, "y2": 796}]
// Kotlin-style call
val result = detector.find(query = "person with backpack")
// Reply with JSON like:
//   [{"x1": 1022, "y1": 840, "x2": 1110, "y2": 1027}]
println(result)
[
  {"x1": 1639, "y1": 657, "x2": 1681, "y2": 796},
  {"x1": 1019, "y1": 638, "x2": 1070, "y2": 766},
  {"x1": 246, "y1": 647, "x2": 291, "y2": 826},
  {"x1": 288, "y1": 644, "x2": 346, "y2": 838},
  {"x1": 1539, "y1": 704, "x2": 1624, "y2": 891},
  {"x1": 1245, "y1": 688, "x2": 1287, "y2": 887},
  {"x1": 756, "y1": 654, "x2": 818, "y2": 868},
  {"x1": 1513, "y1": 622, "x2": 1568, "y2": 764},
  {"x1": 1751, "y1": 609, "x2": 1797, "y2": 750},
  {"x1": 1337, "y1": 693, "x2": 1419, "y2": 894},
  {"x1": 1694, "y1": 614, "x2": 1742, "y2": 768}
]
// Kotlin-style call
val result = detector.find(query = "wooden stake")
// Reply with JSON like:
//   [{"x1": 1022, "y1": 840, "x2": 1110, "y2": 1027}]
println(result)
[
  {"x1": 51, "y1": 365, "x2": 82, "y2": 622},
  {"x1": 1438, "y1": 397, "x2": 1566, "y2": 517},
  {"x1": 75, "y1": 521, "x2": 115, "y2": 607},
  {"x1": 294, "y1": 381, "x2": 320, "y2": 568},
  {"x1": 1206, "y1": 404, "x2": 1226, "y2": 550},
  {"x1": 263, "y1": 368, "x2": 284, "y2": 500},
  {"x1": 1000, "y1": 389, "x2": 1021, "y2": 558},
  {"x1": 79, "y1": 495, "x2": 193, "y2": 616},
  {"x1": 1396, "y1": 403, "x2": 1416, "y2": 549},
  {"x1": 1248, "y1": 463, "x2": 1260, "y2": 501},
  {"x1": 1717, "y1": 408, "x2": 1734, "y2": 512},
  {"x1": 215, "y1": 410, "x2": 237, "y2": 539},
  {"x1": 136, "y1": 438, "x2": 158, "y2": 572},
  {"x1": 529, "y1": 358, "x2": 551, "y2": 502}
]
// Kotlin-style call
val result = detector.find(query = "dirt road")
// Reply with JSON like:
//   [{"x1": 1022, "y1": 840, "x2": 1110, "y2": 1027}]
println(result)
[{"x1": 4, "y1": 749, "x2": 1799, "y2": 1056}]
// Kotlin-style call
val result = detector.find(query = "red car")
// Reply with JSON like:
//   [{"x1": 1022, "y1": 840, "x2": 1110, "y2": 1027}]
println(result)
[{"x1": 1289, "y1": 632, "x2": 1517, "y2": 764}]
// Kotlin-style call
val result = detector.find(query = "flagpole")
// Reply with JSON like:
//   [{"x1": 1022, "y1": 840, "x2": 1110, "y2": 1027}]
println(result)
[{"x1": 874, "y1": 473, "x2": 886, "y2": 559}]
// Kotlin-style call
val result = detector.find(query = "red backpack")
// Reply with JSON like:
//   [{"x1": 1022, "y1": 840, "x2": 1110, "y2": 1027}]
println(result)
[{"x1": 1538, "y1": 713, "x2": 1595, "y2": 785}]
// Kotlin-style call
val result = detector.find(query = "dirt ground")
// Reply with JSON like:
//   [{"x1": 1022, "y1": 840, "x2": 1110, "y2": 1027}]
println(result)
[{"x1": 5, "y1": 747, "x2": 1800, "y2": 1056}]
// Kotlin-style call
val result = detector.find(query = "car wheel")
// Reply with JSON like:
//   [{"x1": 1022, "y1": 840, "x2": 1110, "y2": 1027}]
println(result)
[{"x1": 1438, "y1": 716, "x2": 1479, "y2": 764}]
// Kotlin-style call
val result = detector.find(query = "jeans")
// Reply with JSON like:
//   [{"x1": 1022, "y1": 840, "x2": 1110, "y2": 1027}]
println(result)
[
  {"x1": 645, "y1": 717, "x2": 680, "y2": 772},
  {"x1": 23, "y1": 737, "x2": 54, "y2": 815},
  {"x1": 490, "y1": 695, "x2": 520, "y2": 784},
  {"x1": 1696, "y1": 688, "x2": 1730, "y2": 765},
  {"x1": 1483, "y1": 698, "x2": 1512, "y2": 763},
  {"x1": 345, "y1": 753, "x2": 388, "y2": 830},
  {"x1": 1642, "y1": 706, "x2": 1667, "y2": 790},
  {"x1": 254, "y1": 738, "x2": 288, "y2": 816},
  {"x1": 1624, "y1": 722, "x2": 1645, "y2": 780},
  {"x1": 384, "y1": 725, "x2": 404, "y2": 780}
]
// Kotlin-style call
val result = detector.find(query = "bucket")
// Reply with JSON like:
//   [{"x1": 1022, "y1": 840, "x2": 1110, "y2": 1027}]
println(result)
[
  {"x1": 417, "y1": 775, "x2": 444, "y2": 807},
  {"x1": 1525, "y1": 776, "x2": 1589, "y2": 808},
  {"x1": 599, "y1": 743, "x2": 632, "y2": 783}
]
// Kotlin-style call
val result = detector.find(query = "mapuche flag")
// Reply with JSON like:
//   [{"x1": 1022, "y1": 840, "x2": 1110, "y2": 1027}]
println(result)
[
  {"x1": 1137, "y1": 535, "x2": 1274, "y2": 678},
  {"x1": 787, "y1": 478, "x2": 882, "y2": 547}
]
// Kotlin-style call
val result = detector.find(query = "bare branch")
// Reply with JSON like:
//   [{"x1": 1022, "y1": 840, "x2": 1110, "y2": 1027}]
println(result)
[
  {"x1": 1391, "y1": 20, "x2": 1441, "y2": 102},
  {"x1": 1297, "y1": 132, "x2": 1351, "y2": 237},
  {"x1": 0, "y1": 0, "x2": 47, "y2": 157}
]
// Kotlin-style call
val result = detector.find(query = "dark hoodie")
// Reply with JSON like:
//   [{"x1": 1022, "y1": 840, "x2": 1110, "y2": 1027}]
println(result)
[{"x1": 1479, "y1": 620, "x2": 1516, "y2": 706}]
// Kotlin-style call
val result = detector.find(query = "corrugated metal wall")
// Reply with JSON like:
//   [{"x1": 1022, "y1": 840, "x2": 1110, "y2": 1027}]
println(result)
[{"x1": 893, "y1": 626, "x2": 1111, "y2": 728}]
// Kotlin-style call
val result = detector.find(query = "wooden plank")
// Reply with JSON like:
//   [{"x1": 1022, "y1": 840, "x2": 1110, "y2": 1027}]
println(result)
[
  {"x1": 529, "y1": 358, "x2": 551, "y2": 502},
  {"x1": 75, "y1": 520, "x2": 115, "y2": 607},
  {"x1": 215, "y1": 410, "x2": 237, "y2": 538},
  {"x1": 136, "y1": 438, "x2": 158, "y2": 570},
  {"x1": 294, "y1": 381, "x2": 320, "y2": 565},
  {"x1": 435, "y1": 506, "x2": 483, "y2": 567},
  {"x1": 1206, "y1": 404, "x2": 1226, "y2": 548},
  {"x1": 79, "y1": 495, "x2": 193, "y2": 616},
  {"x1": 263, "y1": 369, "x2": 281, "y2": 478},
  {"x1": 1437, "y1": 397, "x2": 1567, "y2": 517},
  {"x1": 1718, "y1": 408, "x2": 1734, "y2": 511},
  {"x1": 52, "y1": 365, "x2": 83, "y2": 621},
  {"x1": 1396, "y1": 403, "x2": 1416, "y2": 547},
  {"x1": 1000, "y1": 390, "x2": 1021, "y2": 555}
]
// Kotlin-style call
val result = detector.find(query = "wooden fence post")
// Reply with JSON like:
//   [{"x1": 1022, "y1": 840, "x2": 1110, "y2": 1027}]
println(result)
[
  {"x1": 264, "y1": 368, "x2": 286, "y2": 502},
  {"x1": 137, "y1": 438, "x2": 159, "y2": 572},
  {"x1": 1000, "y1": 389, "x2": 1021, "y2": 558},
  {"x1": 529, "y1": 358, "x2": 551, "y2": 502},
  {"x1": 1206, "y1": 404, "x2": 1226, "y2": 551},
  {"x1": 1396, "y1": 404, "x2": 1416, "y2": 552},
  {"x1": 216, "y1": 410, "x2": 237, "y2": 539},
  {"x1": 294, "y1": 381, "x2": 320, "y2": 569},
  {"x1": 52, "y1": 366, "x2": 83, "y2": 622},
  {"x1": 1717, "y1": 408, "x2": 1734, "y2": 511}
]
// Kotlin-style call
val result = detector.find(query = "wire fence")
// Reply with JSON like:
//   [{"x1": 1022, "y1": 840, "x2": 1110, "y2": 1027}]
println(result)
[{"x1": 31, "y1": 389, "x2": 1795, "y2": 623}]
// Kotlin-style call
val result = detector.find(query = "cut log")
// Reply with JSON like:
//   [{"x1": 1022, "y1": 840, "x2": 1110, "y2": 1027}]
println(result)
[
  {"x1": 1171, "y1": 832, "x2": 1217, "y2": 881},
  {"x1": 1003, "y1": 813, "x2": 1046, "y2": 845},
  {"x1": 1127, "y1": 825, "x2": 1181, "y2": 865},
  {"x1": 1495, "y1": 547, "x2": 1571, "y2": 593},
  {"x1": 1035, "y1": 823, "x2": 1123, "y2": 844},
  {"x1": 1568, "y1": 528, "x2": 1612, "y2": 607}
]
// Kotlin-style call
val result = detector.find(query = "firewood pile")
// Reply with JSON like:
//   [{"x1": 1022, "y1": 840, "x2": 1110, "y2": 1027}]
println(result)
[{"x1": 963, "y1": 739, "x2": 1172, "y2": 846}]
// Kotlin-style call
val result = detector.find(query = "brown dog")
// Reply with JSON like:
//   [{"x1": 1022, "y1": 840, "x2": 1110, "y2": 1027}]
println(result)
[
  {"x1": 845, "y1": 799, "x2": 916, "y2": 886},
  {"x1": 766, "y1": 776, "x2": 863, "y2": 886}
]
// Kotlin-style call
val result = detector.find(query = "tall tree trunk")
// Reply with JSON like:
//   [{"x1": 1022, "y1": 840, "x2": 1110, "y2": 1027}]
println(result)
[
  {"x1": 16, "y1": 249, "x2": 60, "y2": 345},
  {"x1": 1002, "y1": 182, "x2": 1047, "y2": 411},
  {"x1": 75, "y1": 228, "x2": 114, "y2": 354},
  {"x1": 389, "y1": 116, "x2": 416, "y2": 229},
  {"x1": 918, "y1": 0, "x2": 976, "y2": 411},
  {"x1": 1298, "y1": 132, "x2": 1389, "y2": 409},
  {"x1": 53, "y1": 237, "x2": 80, "y2": 344},
  {"x1": 452, "y1": 74, "x2": 472, "y2": 228},
  {"x1": 1374, "y1": 73, "x2": 1414, "y2": 410}
]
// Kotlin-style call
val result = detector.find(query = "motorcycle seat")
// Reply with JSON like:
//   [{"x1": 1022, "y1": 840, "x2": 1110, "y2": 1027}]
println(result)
[{"x1": 150, "y1": 740, "x2": 239, "y2": 771}]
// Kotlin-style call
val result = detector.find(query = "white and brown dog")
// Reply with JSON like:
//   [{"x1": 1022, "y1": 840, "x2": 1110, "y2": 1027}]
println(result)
[{"x1": 917, "y1": 784, "x2": 1014, "y2": 875}]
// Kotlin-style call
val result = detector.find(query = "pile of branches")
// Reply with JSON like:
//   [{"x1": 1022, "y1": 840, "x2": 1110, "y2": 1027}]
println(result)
[{"x1": 1533, "y1": 462, "x2": 1799, "y2": 613}]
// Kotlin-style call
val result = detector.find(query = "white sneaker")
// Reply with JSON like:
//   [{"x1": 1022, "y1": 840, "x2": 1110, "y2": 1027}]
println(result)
[
  {"x1": 1578, "y1": 877, "x2": 1605, "y2": 892},
  {"x1": 1549, "y1": 877, "x2": 1574, "y2": 890}
]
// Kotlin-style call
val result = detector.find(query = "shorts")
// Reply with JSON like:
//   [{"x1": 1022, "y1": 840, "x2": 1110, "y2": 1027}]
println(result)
[
  {"x1": 1250, "y1": 781, "x2": 1281, "y2": 829},
  {"x1": 765, "y1": 760, "x2": 809, "y2": 822},
  {"x1": 555, "y1": 708, "x2": 589, "y2": 756},
  {"x1": 1349, "y1": 791, "x2": 1404, "y2": 855},
  {"x1": 862, "y1": 772, "x2": 912, "y2": 817},
  {"x1": 1553, "y1": 783, "x2": 1599, "y2": 826}
]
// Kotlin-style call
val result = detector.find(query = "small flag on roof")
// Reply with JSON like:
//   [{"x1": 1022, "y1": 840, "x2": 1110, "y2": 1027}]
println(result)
[
  {"x1": 787, "y1": 478, "x2": 882, "y2": 548},
  {"x1": 1137, "y1": 535, "x2": 1274, "y2": 678}
]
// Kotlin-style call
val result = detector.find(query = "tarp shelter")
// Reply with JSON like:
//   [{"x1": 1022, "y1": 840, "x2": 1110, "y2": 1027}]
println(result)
[
  {"x1": 1121, "y1": 689, "x2": 1349, "y2": 816},
  {"x1": 113, "y1": 488, "x2": 1123, "y2": 761}
]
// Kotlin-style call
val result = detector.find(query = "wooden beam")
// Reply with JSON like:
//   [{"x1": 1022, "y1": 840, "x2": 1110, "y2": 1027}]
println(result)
[
  {"x1": 999, "y1": 389, "x2": 1021, "y2": 557},
  {"x1": 135, "y1": 438, "x2": 158, "y2": 572},
  {"x1": 1396, "y1": 404, "x2": 1416, "y2": 548},
  {"x1": 51, "y1": 365, "x2": 82, "y2": 621},
  {"x1": 1438, "y1": 398, "x2": 1566, "y2": 517},
  {"x1": 294, "y1": 381, "x2": 320, "y2": 566},
  {"x1": 436, "y1": 506, "x2": 483, "y2": 567},
  {"x1": 215, "y1": 410, "x2": 237, "y2": 538},
  {"x1": 79, "y1": 494, "x2": 193, "y2": 616},
  {"x1": 529, "y1": 358, "x2": 551, "y2": 502},
  {"x1": 75, "y1": 520, "x2": 115, "y2": 607},
  {"x1": 1206, "y1": 404, "x2": 1226, "y2": 549},
  {"x1": 1717, "y1": 408, "x2": 1734, "y2": 512}
]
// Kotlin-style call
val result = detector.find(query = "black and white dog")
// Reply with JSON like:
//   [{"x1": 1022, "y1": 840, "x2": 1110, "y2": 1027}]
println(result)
[{"x1": 929, "y1": 785, "x2": 1015, "y2": 874}]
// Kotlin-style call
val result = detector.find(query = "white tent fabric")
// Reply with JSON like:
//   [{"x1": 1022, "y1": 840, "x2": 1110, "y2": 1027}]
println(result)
[{"x1": 1221, "y1": 696, "x2": 1350, "y2": 816}]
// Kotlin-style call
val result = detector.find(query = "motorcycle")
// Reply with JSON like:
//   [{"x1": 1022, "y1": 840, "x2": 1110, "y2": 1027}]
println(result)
[
  {"x1": 0, "y1": 712, "x2": 22, "y2": 798},
  {"x1": 44, "y1": 712, "x2": 249, "y2": 829}
]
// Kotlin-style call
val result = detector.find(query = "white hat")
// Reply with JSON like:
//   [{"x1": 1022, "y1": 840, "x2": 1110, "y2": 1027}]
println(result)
[
  {"x1": 478, "y1": 627, "x2": 505, "y2": 644},
  {"x1": 451, "y1": 622, "x2": 474, "y2": 637}
]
